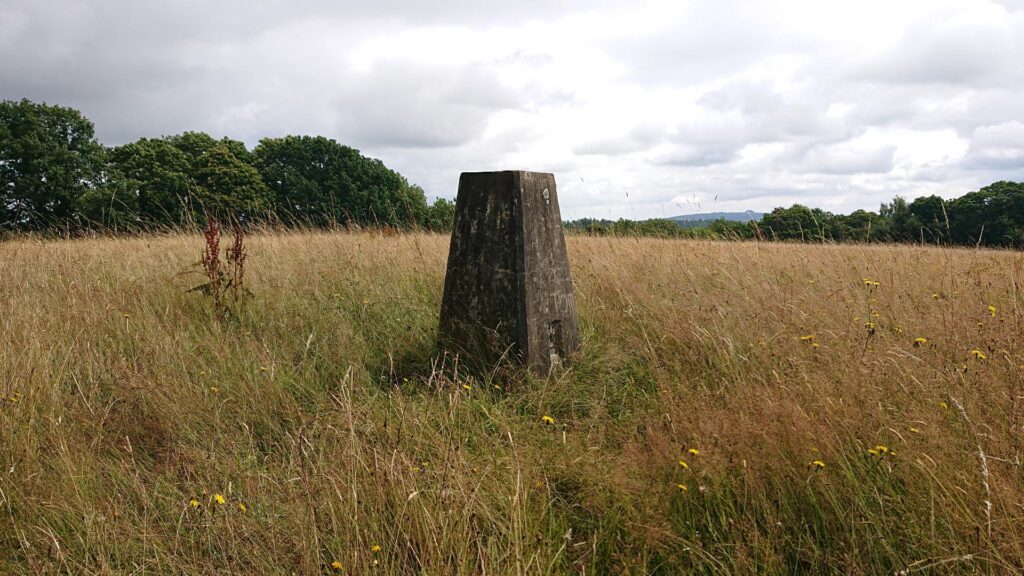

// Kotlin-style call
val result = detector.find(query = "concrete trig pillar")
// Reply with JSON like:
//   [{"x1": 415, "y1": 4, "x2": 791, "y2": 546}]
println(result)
[{"x1": 439, "y1": 171, "x2": 579, "y2": 375}]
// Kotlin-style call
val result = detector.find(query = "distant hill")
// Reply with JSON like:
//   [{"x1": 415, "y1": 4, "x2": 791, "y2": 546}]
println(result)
[{"x1": 667, "y1": 211, "x2": 764, "y2": 227}]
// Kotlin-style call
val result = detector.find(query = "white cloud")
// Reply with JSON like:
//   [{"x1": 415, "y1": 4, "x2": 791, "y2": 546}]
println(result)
[
  {"x1": 965, "y1": 122, "x2": 1024, "y2": 169},
  {"x1": 2, "y1": 0, "x2": 1023, "y2": 217}
]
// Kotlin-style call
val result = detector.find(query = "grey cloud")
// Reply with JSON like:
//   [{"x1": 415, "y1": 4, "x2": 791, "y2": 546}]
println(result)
[
  {"x1": 852, "y1": 7, "x2": 1024, "y2": 88},
  {"x1": 335, "y1": 62, "x2": 522, "y2": 149},
  {"x1": 572, "y1": 123, "x2": 667, "y2": 156},
  {"x1": 963, "y1": 121, "x2": 1024, "y2": 169},
  {"x1": 799, "y1": 142, "x2": 897, "y2": 175},
  {"x1": 647, "y1": 144, "x2": 737, "y2": 167}
]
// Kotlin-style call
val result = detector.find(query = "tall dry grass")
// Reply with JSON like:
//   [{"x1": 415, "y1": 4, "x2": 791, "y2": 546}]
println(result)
[{"x1": 1, "y1": 231, "x2": 1022, "y2": 574}]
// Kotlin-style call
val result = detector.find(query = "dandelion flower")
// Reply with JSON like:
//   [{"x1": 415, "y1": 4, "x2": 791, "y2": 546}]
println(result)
[
  {"x1": 678, "y1": 460, "x2": 689, "y2": 469},
  {"x1": 238, "y1": 503, "x2": 247, "y2": 513},
  {"x1": 867, "y1": 448, "x2": 879, "y2": 456},
  {"x1": 988, "y1": 305, "x2": 997, "y2": 317},
  {"x1": 541, "y1": 415, "x2": 555, "y2": 425},
  {"x1": 676, "y1": 483, "x2": 688, "y2": 492},
  {"x1": 371, "y1": 545, "x2": 382, "y2": 553},
  {"x1": 331, "y1": 560, "x2": 343, "y2": 571},
  {"x1": 189, "y1": 499, "x2": 200, "y2": 509},
  {"x1": 687, "y1": 448, "x2": 700, "y2": 456},
  {"x1": 970, "y1": 349, "x2": 987, "y2": 361},
  {"x1": 213, "y1": 493, "x2": 226, "y2": 505},
  {"x1": 874, "y1": 445, "x2": 890, "y2": 455},
  {"x1": 811, "y1": 460, "x2": 825, "y2": 470},
  {"x1": 914, "y1": 337, "x2": 928, "y2": 347},
  {"x1": 462, "y1": 384, "x2": 471, "y2": 390}
]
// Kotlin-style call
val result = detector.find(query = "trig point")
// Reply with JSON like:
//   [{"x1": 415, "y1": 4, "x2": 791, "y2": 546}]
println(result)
[{"x1": 439, "y1": 171, "x2": 580, "y2": 375}]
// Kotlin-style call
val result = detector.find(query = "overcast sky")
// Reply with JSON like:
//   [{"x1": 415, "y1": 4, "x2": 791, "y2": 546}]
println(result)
[{"x1": 3, "y1": 0, "x2": 1023, "y2": 219}]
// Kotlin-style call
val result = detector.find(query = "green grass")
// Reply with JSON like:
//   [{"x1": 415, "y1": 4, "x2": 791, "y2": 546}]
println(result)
[{"x1": 1, "y1": 231, "x2": 1022, "y2": 574}]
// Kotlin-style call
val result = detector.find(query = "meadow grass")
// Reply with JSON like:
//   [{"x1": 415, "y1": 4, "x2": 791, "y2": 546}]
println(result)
[{"x1": 1, "y1": 231, "x2": 1022, "y2": 574}]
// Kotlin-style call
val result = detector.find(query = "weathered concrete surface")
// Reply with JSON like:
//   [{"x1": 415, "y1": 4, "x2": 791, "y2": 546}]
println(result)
[{"x1": 439, "y1": 171, "x2": 579, "y2": 375}]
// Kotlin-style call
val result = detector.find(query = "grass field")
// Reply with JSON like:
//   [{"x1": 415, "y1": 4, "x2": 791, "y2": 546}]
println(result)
[{"x1": 1, "y1": 231, "x2": 1022, "y2": 574}]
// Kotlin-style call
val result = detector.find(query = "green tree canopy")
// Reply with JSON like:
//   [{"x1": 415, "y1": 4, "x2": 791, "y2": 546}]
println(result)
[
  {"x1": 100, "y1": 138, "x2": 193, "y2": 226},
  {"x1": 948, "y1": 181, "x2": 1024, "y2": 247},
  {"x1": 253, "y1": 135, "x2": 427, "y2": 227},
  {"x1": 423, "y1": 197, "x2": 456, "y2": 231},
  {"x1": 0, "y1": 99, "x2": 105, "y2": 231},
  {"x1": 192, "y1": 145, "x2": 272, "y2": 221}
]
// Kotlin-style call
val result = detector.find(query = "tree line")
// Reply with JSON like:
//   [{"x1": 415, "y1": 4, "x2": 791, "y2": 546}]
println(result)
[
  {"x1": 5, "y1": 99, "x2": 1021, "y2": 246},
  {"x1": 568, "y1": 182, "x2": 1024, "y2": 248},
  {"x1": 1, "y1": 99, "x2": 455, "y2": 233}
]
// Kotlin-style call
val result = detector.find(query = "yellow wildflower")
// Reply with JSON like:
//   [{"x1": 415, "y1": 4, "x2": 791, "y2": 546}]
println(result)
[
  {"x1": 914, "y1": 337, "x2": 928, "y2": 347},
  {"x1": 678, "y1": 460, "x2": 689, "y2": 469},
  {"x1": 371, "y1": 545, "x2": 381, "y2": 553},
  {"x1": 910, "y1": 427, "x2": 921, "y2": 433},
  {"x1": 189, "y1": 499, "x2": 200, "y2": 509},
  {"x1": 213, "y1": 494, "x2": 226, "y2": 505},
  {"x1": 988, "y1": 305, "x2": 997, "y2": 317},
  {"x1": 971, "y1": 349, "x2": 987, "y2": 360},
  {"x1": 331, "y1": 560, "x2": 343, "y2": 570},
  {"x1": 865, "y1": 445, "x2": 895, "y2": 457},
  {"x1": 687, "y1": 448, "x2": 700, "y2": 456},
  {"x1": 932, "y1": 293, "x2": 941, "y2": 299},
  {"x1": 811, "y1": 460, "x2": 825, "y2": 470},
  {"x1": 238, "y1": 502, "x2": 247, "y2": 513},
  {"x1": 676, "y1": 483, "x2": 688, "y2": 492},
  {"x1": 541, "y1": 415, "x2": 555, "y2": 425},
  {"x1": 800, "y1": 335, "x2": 815, "y2": 342},
  {"x1": 462, "y1": 384, "x2": 471, "y2": 390},
  {"x1": 862, "y1": 278, "x2": 879, "y2": 287}
]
